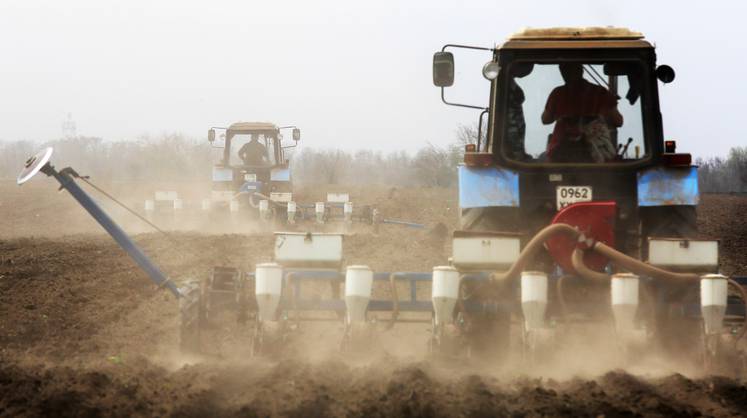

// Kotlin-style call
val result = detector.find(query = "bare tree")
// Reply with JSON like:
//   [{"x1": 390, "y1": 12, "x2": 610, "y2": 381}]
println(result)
[
  {"x1": 697, "y1": 146, "x2": 747, "y2": 193},
  {"x1": 455, "y1": 124, "x2": 479, "y2": 146},
  {"x1": 413, "y1": 143, "x2": 454, "y2": 187},
  {"x1": 0, "y1": 134, "x2": 211, "y2": 181}
]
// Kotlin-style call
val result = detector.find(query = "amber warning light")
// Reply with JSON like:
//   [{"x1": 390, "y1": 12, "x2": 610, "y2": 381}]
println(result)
[{"x1": 662, "y1": 140, "x2": 690, "y2": 166}]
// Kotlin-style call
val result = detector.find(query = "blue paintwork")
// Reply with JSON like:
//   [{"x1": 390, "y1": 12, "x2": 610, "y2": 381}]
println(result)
[
  {"x1": 248, "y1": 270, "x2": 747, "y2": 319},
  {"x1": 269, "y1": 270, "x2": 491, "y2": 313},
  {"x1": 637, "y1": 166, "x2": 699, "y2": 206},
  {"x1": 381, "y1": 219, "x2": 426, "y2": 229},
  {"x1": 458, "y1": 165, "x2": 520, "y2": 209},
  {"x1": 271, "y1": 166, "x2": 291, "y2": 182},
  {"x1": 212, "y1": 166, "x2": 233, "y2": 182}
]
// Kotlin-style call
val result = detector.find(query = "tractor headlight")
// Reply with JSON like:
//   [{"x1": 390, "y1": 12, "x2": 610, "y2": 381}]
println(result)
[{"x1": 482, "y1": 61, "x2": 500, "y2": 80}]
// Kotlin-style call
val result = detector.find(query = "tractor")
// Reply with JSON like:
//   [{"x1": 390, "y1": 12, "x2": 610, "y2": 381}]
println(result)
[
  {"x1": 203, "y1": 122, "x2": 300, "y2": 219},
  {"x1": 143, "y1": 122, "x2": 299, "y2": 222},
  {"x1": 145, "y1": 121, "x2": 364, "y2": 225},
  {"x1": 17, "y1": 27, "x2": 746, "y2": 373},
  {"x1": 204, "y1": 122, "x2": 362, "y2": 225},
  {"x1": 430, "y1": 27, "x2": 745, "y2": 367}
]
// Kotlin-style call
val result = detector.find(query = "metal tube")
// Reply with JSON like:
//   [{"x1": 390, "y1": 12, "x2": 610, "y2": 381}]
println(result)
[
  {"x1": 47, "y1": 167, "x2": 181, "y2": 298},
  {"x1": 477, "y1": 108, "x2": 489, "y2": 152},
  {"x1": 438, "y1": 44, "x2": 493, "y2": 111},
  {"x1": 381, "y1": 219, "x2": 426, "y2": 229},
  {"x1": 441, "y1": 44, "x2": 494, "y2": 53},
  {"x1": 440, "y1": 87, "x2": 487, "y2": 111}
]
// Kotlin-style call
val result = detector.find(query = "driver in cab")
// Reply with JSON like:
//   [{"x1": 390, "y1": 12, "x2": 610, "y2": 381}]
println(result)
[
  {"x1": 238, "y1": 134, "x2": 269, "y2": 166},
  {"x1": 542, "y1": 63, "x2": 622, "y2": 162}
]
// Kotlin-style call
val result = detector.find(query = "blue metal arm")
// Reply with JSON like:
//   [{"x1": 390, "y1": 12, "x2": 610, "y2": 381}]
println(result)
[{"x1": 49, "y1": 167, "x2": 181, "y2": 298}]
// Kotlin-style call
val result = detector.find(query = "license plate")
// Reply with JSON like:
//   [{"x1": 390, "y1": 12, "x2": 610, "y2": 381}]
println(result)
[{"x1": 556, "y1": 186, "x2": 592, "y2": 210}]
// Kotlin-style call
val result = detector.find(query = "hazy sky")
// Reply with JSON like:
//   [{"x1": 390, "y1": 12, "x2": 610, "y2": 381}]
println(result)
[{"x1": 1, "y1": 0, "x2": 744, "y2": 157}]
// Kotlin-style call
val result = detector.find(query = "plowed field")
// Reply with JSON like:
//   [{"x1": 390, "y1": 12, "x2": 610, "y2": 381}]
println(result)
[{"x1": 1, "y1": 178, "x2": 746, "y2": 417}]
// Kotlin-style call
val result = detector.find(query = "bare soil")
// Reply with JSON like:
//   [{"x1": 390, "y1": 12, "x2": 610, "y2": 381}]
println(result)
[{"x1": 0, "y1": 179, "x2": 746, "y2": 417}]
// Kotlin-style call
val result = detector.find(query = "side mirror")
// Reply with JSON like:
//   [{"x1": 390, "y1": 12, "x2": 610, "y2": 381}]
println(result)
[
  {"x1": 433, "y1": 51, "x2": 454, "y2": 87},
  {"x1": 292, "y1": 128, "x2": 301, "y2": 141},
  {"x1": 656, "y1": 65, "x2": 675, "y2": 83},
  {"x1": 208, "y1": 129, "x2": 216, "y2": 142}
]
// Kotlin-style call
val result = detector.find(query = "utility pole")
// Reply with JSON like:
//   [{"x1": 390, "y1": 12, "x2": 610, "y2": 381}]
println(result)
[{"x1": 61, "y1": 113, "x2": 77, "y2": 138}]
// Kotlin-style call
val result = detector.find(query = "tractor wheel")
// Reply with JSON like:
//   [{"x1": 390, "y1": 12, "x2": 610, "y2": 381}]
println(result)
[
  {"x1": 459, "y1": 278, "x2": 512, "y2": 360},
  {"x1": 465, "y1": 309, "x2": 511, "y2": 360},
  {"x1": 459, "y1": 208, "x2": 516, "y2": 360},
  {"x1": 640, "y1": 205, "x2": 700, "y2": 356},
  {"x1": 179, "y1": 281, "x2": 204, "y2": 353}
]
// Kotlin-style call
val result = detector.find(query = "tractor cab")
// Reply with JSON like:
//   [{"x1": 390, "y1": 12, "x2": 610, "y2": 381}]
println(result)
[
  {"x1": 223, "y1": 122, "x2": 283, "y2": 169},
  {"x1": 422, "y1": 28, "x2": 743, "y2": 367},
  {"x1": 435, "y1": 28, "x2": 675, "y2": 165},
  {"x1": 434, "y1": 28, "x2": 692, "y2": 253},
  {"x1": 207, "y1": 122, "x2": 300, "y2": 211},
  {"x1": 487, "y1": 28, "x2": 673, "y2": 167}
]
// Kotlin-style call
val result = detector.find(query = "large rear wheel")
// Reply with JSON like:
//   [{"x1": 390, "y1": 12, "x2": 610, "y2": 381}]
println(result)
[
  {"x1": 458, "y1": 207, "x2": 519, "y2": 360},
  {"x1": 640, "y1": 205, "x2": 700, "y2": 356}
]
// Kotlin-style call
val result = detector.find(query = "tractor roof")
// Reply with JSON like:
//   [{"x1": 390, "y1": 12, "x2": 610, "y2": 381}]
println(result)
[
  {"x1": 500, "y1": 27, "x2": 651, "y2": 50},
  {"x1": 227, "y1": 122, "x2": 279, "y2": 133}
]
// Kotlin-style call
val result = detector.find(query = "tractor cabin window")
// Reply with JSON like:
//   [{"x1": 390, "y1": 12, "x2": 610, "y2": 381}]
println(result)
[
  {"x1": 503, "y1": 61, "x2": 646, "y2": 164},
  {"x1": 229, "y1": 134, "x2": 278, "y2": 166}
]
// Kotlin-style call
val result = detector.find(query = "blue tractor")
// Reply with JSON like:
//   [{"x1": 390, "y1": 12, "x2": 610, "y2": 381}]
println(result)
[
  {"x1": 16, "y1": 28, "x2": 746, "y2": 372},
  {"x1": 204, "y1": 122, "x2": 299, "y2": 218},
  {"x1": 430, "y1": 27, "x2": 745, "y2": 367}
]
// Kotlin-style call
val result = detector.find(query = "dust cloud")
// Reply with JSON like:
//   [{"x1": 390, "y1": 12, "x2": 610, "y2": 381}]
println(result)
[{"x1": 2, "y1": 176, "x2": 747, "y2": 415}]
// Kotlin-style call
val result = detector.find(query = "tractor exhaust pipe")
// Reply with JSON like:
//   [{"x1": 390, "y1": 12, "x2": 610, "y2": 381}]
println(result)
[{"x1": 16, "y1": 148, "x2": 181, "y2": 298}]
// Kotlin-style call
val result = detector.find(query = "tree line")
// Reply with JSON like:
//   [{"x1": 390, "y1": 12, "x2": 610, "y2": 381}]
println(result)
[
  {"x1": 0, "y1": 133, "x2": 466, "y2": 187},
  {"x1": 696, "y1": 147, "x2": 747, "y2": 193},
  {"x1": 0, "y1": 134, "x2": 213, "y2": 182},
  {"x1": 1, "y1": 132, "x2": 744, "y2": 192}
]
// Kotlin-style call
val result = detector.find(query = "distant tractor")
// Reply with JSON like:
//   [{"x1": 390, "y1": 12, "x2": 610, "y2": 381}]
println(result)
[
  {"x1": 144, "y1": 120, "x2": 363, "y2": 225},
  {"x1": 204, "y1": 122, "x2": 300, "y2": 219}
]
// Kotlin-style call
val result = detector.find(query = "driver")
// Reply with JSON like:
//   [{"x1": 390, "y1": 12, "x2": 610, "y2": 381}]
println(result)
[
  {"x1": 238, "y1": 134, "x2": 269, "y2": 166},
  {"x1": 542, "y1": 63, "x2": 622, "y2": 162}
]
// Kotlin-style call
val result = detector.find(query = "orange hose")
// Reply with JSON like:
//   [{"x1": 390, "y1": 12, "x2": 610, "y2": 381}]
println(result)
[
  {"x1": 591, "y1": 241, "x2": 700, "y2": 283},
  {"x1": 488, "y1": 222, "x2": 700, "y2": 285},
  {"x1": 507, "y1": 223, "x2": 744, "y2": 344},
  {"x1": 571, "y1": 247, "x2": 611, "y2": 282},
  {"x1": 491, "y1": 223, "x2": 580, "y2": 282}
]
